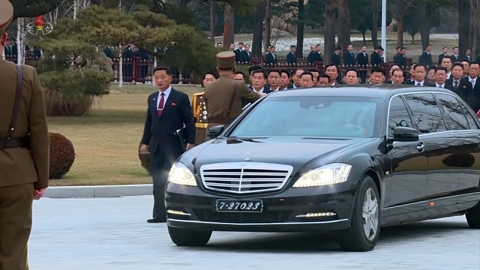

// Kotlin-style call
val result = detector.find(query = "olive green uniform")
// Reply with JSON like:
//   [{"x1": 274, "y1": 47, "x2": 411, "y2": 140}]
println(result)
[
  {"x1": 204, "y1": 52, "x2": 261, "y2": 129},
  {"x1": 0, "y1": 1, "x2": 49, "y2": 269}
]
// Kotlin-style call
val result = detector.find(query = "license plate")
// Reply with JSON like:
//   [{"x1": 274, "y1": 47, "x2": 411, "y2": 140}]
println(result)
[{"x1": 215, "y1": 199, "x2": 263, "y2": 213}]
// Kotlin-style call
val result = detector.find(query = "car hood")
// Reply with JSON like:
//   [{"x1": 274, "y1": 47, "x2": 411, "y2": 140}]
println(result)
[{"x1": 191, "y1": 137, "x2": 372, "y2": 171}]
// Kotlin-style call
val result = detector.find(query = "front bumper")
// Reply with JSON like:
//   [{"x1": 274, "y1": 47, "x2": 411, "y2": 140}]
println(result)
[{"x1": 165, "y1": 182, "x2": 356, "y2": 232}]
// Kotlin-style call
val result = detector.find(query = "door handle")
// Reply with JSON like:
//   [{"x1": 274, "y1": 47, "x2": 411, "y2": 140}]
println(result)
[{"x1": 417, "y1": 142, "x2": 425, "y2": 152}]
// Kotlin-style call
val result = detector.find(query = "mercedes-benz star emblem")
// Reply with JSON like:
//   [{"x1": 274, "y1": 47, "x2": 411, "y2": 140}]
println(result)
[{"x1": 244, "y1": 149, "x2": 252, "y2": 161}]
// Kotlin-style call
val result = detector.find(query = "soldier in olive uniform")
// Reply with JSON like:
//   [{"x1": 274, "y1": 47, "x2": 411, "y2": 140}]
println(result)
[
  {"x1": 204, "y1": 52, "x2": 264, "y2": 131},
  {"x1": 0, "y1": 1, "x2": 50, "y2": 269}
]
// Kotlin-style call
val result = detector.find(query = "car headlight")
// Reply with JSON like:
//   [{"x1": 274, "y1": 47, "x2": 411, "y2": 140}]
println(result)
[
  {"x1": 168, "y1": 162, "x2": 197, "y2": 186},
  {"x1": 293, "y1": 163, "x2": 352, "y2": 188}
]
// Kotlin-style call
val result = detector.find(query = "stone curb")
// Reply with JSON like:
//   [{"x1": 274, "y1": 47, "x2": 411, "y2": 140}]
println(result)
[{"x1": 44, "y1": 184, "x2": 152, "y2": 198}]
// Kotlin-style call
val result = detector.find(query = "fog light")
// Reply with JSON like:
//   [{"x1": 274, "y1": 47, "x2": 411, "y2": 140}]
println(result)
[
  {"x1": 295, "y1": 212, "x2": 337, "y2": 218},
  {"x1": 166, "y1": 209, "x2": 191, "y2": 216}
]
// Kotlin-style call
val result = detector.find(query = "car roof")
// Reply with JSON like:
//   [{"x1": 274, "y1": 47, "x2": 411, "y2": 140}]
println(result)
[{"x1": 268, "y1": 84, "x2": 455, "y2": 99}]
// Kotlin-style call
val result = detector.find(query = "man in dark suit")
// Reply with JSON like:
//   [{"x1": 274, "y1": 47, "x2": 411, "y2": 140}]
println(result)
[
  {"x1": 393, "y1": 47, "x2": 407, "y2": 68},
  {"x1": 418, "y1": 44, "x2": 433, "y2": 67},
  {"x1": 286, "y1": 45, "x2": 296, "y2": 65},
  {"x1": 465, "y1": 62, "x2": 480, "y2": 112},
  {"x1": 406, "y1": 64, "x2": 435, "y2": 86},
  {"x1": 343, "y1": 44, "x2": 355, "y2": 67},
  {"x1": 250, "y1": 69, "x2": 271, "y2": 94},
  {"x1": 331, "y1": 47, "x2": 341, "y2": 65},
  {"x1": 438, "y1": 46, "x2": 449, "y2": 65},
  {"x1": 140, "y1": 66, "x2": 195, "y2": 223},
  {"x1": 371, "y1": 46, "x2": 384, "y2": 66},
  {"x1": 104, "y1": 45, "x2": 114, "y2": 59},
  {"x1": 264, "y1": 46, "x2": 277, "y2": 65},
  {"x1": 357, "y1": 46, "x2": 368, "y2": 83},
  {"x1": 279, "y1": 69, "x2": 294, "y2": 90},
  {"x1": 433, "y1": 66, "x2": 455, "y2": 91},
  {"x1": 3, "y1": 38, "x2": 10, "y2": 56},
  {"x1": 234, "y1": 42, "x2": 244, "y2": 63},
  {"x1": 463, "y1": 48, "x2": 473, "y2": 62},
  {"x1": 122, "y1": 44, "x2": 134, "y2": 82},
  {"x1": 134, "y1": 49, "x2": 150, "y2": 83},
  {"x1": 241, "y1": 44, "x2": 251, "y2": 63},
  {"x1": 446, "y1": 63, "x2": 472, "y2": 101},
  {"x1": 307, "y1": 44, "x2": 323, "y2": 64},
  {"x1": 451, "y1": 47, "x2": 460, "y2": 63}
]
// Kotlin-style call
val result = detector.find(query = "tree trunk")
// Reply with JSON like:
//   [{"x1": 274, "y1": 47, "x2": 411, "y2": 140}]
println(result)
[
  {"x1": 395, "y1": 1, "x2": 405, "y2": 47},
  {"x1": 323, "y1": 0, "x2": 336, "y2": 64},
  {"x1": 470, "y1": 0, "x2": 480, "y2": 56},
  {"x1": 210, "y1": 1, "x2": 215, "y2": 45},
  {"x1": 419, "y1": 5, "x2": 431, "y2": 50},
  {"x1": 264, "y1": 0, "x2": 271, "y2": 51},
  {"x1": 295, "y1": 0, "x2": 305, "y2": 58},
  {"x1": 371, "y1": 0, "x2": 379, "y2": 48},
  {"x1": 223, "y1": 3, "x2": 235, "y2": 48},
  {"x1": 252, "y1": 1, "x2": 265, "y2": 57},
  {"x1": 336, "y1": 0, "x2": 351, "y2": 50},
  {"x1": 458, "y1": 0, "x2": 471, "y2": 57}
]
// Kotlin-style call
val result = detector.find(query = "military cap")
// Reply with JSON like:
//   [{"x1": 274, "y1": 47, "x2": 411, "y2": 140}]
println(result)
[
  {"x1": 216, "y1": 51, "x2": 235, "y2": 69},
  {"x1": 0, "y1": 0, "x2": 13, "y2": 31}
]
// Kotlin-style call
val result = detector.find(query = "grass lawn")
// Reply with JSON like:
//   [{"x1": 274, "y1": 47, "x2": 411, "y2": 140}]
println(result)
[{"x1": 48, "y1": 84, "x2": 203, "y2": 186}]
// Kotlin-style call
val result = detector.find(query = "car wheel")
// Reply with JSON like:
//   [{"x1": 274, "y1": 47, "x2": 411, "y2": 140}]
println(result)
[
  {"x1": 339, "y1": 176, "x2": 380, "y2": 252},
  {"x1": 168, "y1": 226, "x2": 212, "y2": 246},
  {"x1": 465, "y1": 201, "x2": 480, "y2": 229}
]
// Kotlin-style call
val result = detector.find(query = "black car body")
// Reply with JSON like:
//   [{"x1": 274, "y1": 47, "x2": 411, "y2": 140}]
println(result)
[{"x1": 165, "y1": 85, "x2": 480, "y2": 251}]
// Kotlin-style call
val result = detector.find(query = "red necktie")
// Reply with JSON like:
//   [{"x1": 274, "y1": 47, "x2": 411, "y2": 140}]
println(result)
[{"x1": 157, "y1": 93, "x2": 165, "y2": 117}]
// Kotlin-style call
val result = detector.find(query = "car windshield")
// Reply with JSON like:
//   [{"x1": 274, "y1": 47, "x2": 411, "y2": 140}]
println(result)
[{"x1": 230, "y1": 96, "x2": 379, "y2": 138}]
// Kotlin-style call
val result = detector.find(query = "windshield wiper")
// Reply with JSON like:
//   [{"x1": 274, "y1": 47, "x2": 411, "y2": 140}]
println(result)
[
  {"x1": 302, "y1": 137, "x2": 350, "y2": 141},
  {"x1": 226, "y1": 136, "x2": 267, "y2": 142}
]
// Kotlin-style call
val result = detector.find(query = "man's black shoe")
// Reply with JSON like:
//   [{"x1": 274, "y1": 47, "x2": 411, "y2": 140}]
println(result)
[{"x1": 147, "y1": 218, "x2": 166, "y2": 223}]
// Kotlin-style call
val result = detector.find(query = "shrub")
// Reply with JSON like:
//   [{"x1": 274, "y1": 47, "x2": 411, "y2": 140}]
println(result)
[
  {"x1": 49, "y1": 132, "x2": 76, "y2": 180},
  {"x1": 138, "y1": 143, "x2": 152, "y2": 175},
  {"x1": 32, "y1": 23, "x2": 113, "y2": 116}
]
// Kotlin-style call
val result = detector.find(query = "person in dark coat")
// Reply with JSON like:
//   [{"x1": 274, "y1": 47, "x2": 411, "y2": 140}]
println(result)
[
  {"x1": 139, "y1": 66, "x2": 195, "y2": 223},
  {"x1": 122, "y1": 44, "x2": 134, "y2": 82}
]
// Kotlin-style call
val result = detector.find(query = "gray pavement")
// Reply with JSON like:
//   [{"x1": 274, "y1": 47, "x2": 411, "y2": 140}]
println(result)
[{"x1": 30, "y1": 195, "x2": 480, "y2": 270}]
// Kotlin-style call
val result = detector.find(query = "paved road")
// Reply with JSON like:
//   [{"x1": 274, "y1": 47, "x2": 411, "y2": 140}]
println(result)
[{"x1": 30, "y1": 196, "x2": 479, "y2": 270}]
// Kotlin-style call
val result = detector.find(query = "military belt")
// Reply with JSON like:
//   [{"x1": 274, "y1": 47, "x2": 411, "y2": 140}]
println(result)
[
  {"x1": 0, "y1": 137, "x2": 30, "y2": 149},
  {"x1": 207, "y1": 118, "x2": 234, "y2": 124}
]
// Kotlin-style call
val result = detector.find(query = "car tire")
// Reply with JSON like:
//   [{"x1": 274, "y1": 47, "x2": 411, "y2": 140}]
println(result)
[
  {"x1": 465, "y1": 201, "x2": 480, "y2": 229},
  {"x1": 168, "y1": 226, "x2": 212, "y2": 246},
  {"x1": 338, "y1": 176, "x2": 381, "y2": 252}
]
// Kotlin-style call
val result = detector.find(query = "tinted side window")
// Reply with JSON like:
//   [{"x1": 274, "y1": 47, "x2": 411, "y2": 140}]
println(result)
[
  {"x1": 388, "y1": 96, "x2": 414, "y2": 138},
  {"x1": 435, "y1": 93, "x2": 469, "y2": 130},
  {"x1": 404, "y1": 93, "x2": 447, "y2": 134},
  {"x1": 459, "y1": 102, "x2": 480, "y2": 129}
]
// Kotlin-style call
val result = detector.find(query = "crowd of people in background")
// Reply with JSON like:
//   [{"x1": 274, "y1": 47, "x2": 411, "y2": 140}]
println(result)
[{"x1": 202, "y1": 43, "x2": 480, "y2": 116}]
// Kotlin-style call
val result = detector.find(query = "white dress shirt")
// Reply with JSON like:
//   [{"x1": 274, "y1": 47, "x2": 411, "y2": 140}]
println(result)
[
  {"x1": 435, "y1": 83, "x2": 445, "y2": 88},
  {"x1": 469, "y1": 77, "x2": 477, "y2": 88},
  {"x1": 414, "y1": 80, "x2": 425, "y2": 86},
  {"x1": 156, "y1": 86, "x2": 172, "y2": 110},
  {"x1": 253, "y1": 87, "x2": 265, "y2": 93}
]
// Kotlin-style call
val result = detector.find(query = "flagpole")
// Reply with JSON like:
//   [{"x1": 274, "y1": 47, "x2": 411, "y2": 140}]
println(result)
[{"x1": 381, "y1": 0, "x2": 387, "y2": 60}]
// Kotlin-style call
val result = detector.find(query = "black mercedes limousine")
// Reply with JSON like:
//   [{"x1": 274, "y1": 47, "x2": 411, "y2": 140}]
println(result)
[{"x1": 165, "y1": 85, "x2": 480, "y2": 251}]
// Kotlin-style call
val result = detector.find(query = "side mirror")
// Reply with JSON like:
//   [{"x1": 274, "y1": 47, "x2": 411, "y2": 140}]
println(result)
[
  {"x1": 206, "y1": 125, "x2": 225, "y2": 140},
  {"x1": 393, "y1": 127, "x2": 419, "y2": 142}
]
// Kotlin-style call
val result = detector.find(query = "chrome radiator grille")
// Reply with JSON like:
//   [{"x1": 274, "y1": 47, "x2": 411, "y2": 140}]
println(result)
[{"x1": 200, "y1": 162, "x2": 293, "y2": 194}]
